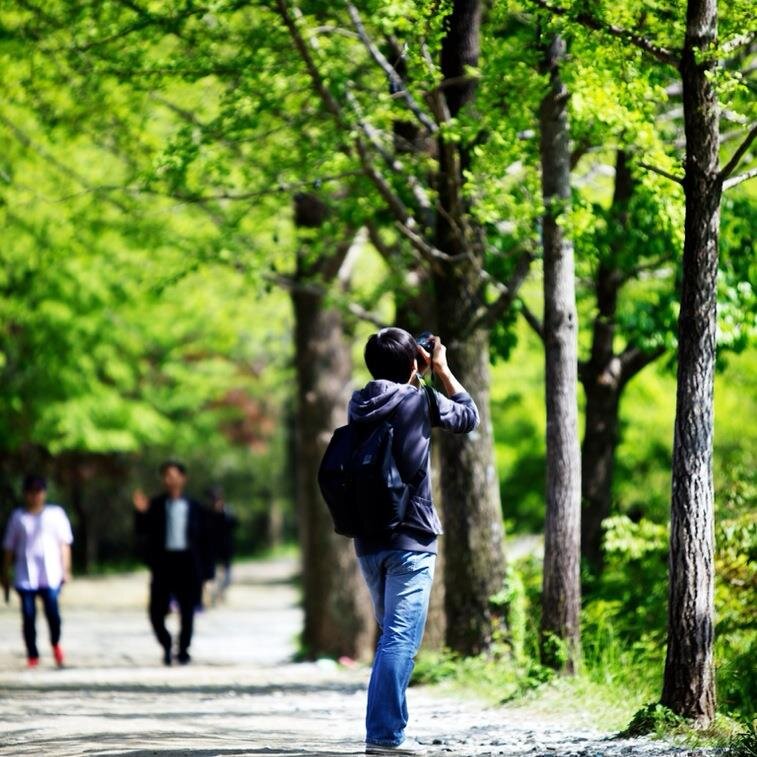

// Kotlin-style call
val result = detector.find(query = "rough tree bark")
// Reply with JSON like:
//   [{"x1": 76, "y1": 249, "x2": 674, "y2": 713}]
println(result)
[
  {"x1": 435, "y1": 319, "x2": 504, "y2": 655},
  {"x1": 434, "y1": 0, "x2": 506, "y2": 656},
  {"x1": 291, "y1": 193, "x2": 375, "y2": 661},
  {"x1": 538, "y1": 35, "x2": 582, "y2": 672},
  {"x1": 661, "y1": 0, "x2": 720, "y2": 724}
]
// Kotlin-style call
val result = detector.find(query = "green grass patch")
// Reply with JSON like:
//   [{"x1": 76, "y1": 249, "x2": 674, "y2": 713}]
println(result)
[
  {"x1": 412, "y1": 647, "x2": 655, "y2": 732},
  {"x1": 623, "y1": 703, "x2": 751, "y2": 753}
]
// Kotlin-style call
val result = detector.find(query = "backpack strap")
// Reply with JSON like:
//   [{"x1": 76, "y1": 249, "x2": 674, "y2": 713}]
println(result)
[
  {"x1": 423, "y1": 382, "x2": 440, "y2": 427},
  {"x1": 405, "y1": 384, "x2": 439, "y2": 489},
  {"x1": 349, "y1": 388, "x2": 432, "y2": 489}
]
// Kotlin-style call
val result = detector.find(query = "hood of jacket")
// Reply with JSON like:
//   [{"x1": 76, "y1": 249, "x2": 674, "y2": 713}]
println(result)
[{"x1": 348, "y1": 380, "x2": 416, "y2": 424}]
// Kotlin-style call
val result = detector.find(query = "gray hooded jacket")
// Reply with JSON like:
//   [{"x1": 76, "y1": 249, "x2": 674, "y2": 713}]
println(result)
[{"x1": 347, "y1": 379, "x2": 479, "y2": 556}]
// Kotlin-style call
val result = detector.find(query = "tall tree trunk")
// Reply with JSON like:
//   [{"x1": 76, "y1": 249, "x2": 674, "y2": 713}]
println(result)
[
  {"x1": 661, "y1": 0, "x2": 719, "y2": 724},
  {"x1": 580, "y1": 381, "x2": 620, "y2": 569},
  {"x1": 435, "y1": 307, "x2": 504, "y2": 655},
  {"x1": 538, "y1": 36, "x2": 581, "y2": 672},
  {"x1": 291, "y1": 195, "x2": 375, "y2": 661},
  {"x1": 580, "y1": 151, "x2": 631, "y2": 571},
  {"x1": 433, "y1": 0, "x2": 505, "y2": 656}
]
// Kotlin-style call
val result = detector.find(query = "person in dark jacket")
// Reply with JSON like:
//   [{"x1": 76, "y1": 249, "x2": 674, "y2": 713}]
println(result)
[
  {"x1": 133, "y1": 460, "x2": 205, "y2": 666},
  {"x1": 348, "y1": 328, "x2": 479, "y2": 756}
]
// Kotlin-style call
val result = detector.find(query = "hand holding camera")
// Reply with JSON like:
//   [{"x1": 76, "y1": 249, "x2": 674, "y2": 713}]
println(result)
[{"x1": 415, "y1": 332, "x2": 464, "y2": 396}]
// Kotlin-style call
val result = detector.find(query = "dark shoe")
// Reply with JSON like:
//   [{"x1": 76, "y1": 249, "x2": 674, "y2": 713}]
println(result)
[
  {"x1": 163, "y1": 647, "x2": 172, "y2": 666},
  {"x1": 366, "y1": 739, "x2": 427, "y2": 755},
  {"x1": 177, "y1": 650, "x2": 191, "y2": 665}
]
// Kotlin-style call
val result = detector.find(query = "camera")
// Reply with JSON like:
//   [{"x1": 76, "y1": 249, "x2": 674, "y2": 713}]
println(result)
[{"x1": 415, "y1": 331, "x2": 435, "y2": 355}]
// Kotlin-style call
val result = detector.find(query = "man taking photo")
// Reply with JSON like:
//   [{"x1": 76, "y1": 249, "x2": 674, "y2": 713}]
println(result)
[{"x1": 347, "y1": 328, "x2": 479, "y2": 755}]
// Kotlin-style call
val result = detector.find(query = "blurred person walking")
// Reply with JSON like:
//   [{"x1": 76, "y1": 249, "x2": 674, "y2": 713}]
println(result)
[
  {"x1": 132, "y1": 460, "x2": 206, "y2": 666},
  {"x1": 1, "y1": 474, "x2": 73, "y2": 668},
  {"x1": 205, "y1": 486, "x2": 238, "y2": 605}
]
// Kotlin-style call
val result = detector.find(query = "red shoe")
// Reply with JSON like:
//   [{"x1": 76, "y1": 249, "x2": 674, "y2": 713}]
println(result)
[
  {"x1": 27, "y1": 657, "x2": 39, "y2": 668},
  {"x1": 52, "y1": 644, "x2": 65, "y2": 667}
]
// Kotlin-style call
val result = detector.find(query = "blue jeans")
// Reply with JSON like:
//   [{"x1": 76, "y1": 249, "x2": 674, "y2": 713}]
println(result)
[
  {"x1": 17, "y1": 587, "x2": 62, "y2": 659},
  {"x1": 358, "y1": 550, "x2": 436, "y2": 747}
]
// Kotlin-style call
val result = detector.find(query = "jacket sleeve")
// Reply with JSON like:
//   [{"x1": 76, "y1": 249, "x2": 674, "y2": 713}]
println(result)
[
  {"x1": 431, "y1": 389, "x2": 480, "y2": 433},
  {"x1": 134, "y1": 495, "x2": 159, "y2": 551},
  {"x1": 134, "y1": 506, "x2": 151, "y2": 536}
]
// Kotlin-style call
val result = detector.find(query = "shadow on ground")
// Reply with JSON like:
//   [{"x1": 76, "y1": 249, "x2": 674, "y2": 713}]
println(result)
[{"x1": 0, "y1": 680, "x2": 366, "y2": 697}]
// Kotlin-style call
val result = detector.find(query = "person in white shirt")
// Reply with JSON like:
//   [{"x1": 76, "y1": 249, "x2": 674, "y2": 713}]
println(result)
[
  {"x1": 2, "y1": 474, "x2": 73, "y2": 668},
  {"x1": 133, "y1": 460, "x2": 206, "y2": 666}
]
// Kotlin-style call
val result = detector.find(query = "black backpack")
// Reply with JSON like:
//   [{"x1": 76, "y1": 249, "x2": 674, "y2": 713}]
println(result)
[{"x1": 318, "y1": 387, "x2": 437, "y2": 538}]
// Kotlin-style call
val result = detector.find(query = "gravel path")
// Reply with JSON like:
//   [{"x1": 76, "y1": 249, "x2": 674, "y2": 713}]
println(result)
[{"x1": 0, "y1": 557, "x2": 713, "y2": 756}]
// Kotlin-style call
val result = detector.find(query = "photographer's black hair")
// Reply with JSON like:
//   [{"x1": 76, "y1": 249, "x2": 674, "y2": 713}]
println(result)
[
  {"x1": 364, "y1": 327, "x2": 417, "y2": 383},
  {"x1": 159, "y1": 459, "x2": 187, "y2": 476}
]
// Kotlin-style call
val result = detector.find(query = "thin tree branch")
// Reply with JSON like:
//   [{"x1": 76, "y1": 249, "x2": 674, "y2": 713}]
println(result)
[
  {"x1": 395, "y1": 221, "x2": 461, "y2": 268},
  {"x1": 344, "y1": 89, "x2": 434, "y2": 217},
  {"x1": 570, "y1": 136, "x2": 594, "y2": 169},
  {"x1": 723, "y1": 166, "x2": 757, "y2": 190},
  {"x1": 469, "y1": 250, "x2": 534, "y2": 332},
  {"x1": 619, "y1": 344, "x2": 666, "y2": 384},
  {"x1": 519, "y1": 299, "x2": 545, "y2": 343},
  {"x1": 276, "y1": 0, "x2": 433, "y2": 234},
  {"x1": 619, "y1": 253, "x2": 675, "y2": 284},
  {"x1": 44, "y1": 3, "x2": 210, "y2": 53},
  {"x1": 637, "y1": 161, "x2": 684, "y2": 184},
  {"x1": 308, "y1": 25, "x2": 359, "y2": 40},
  {"x1": 344, "y1": 1, "x2": 438, "y2": 134},
  {"x1": 719, "y1": 32, "x2": 756, "y2": 57},
  {"x1": 526, "y1": 0, "x2": 679, "y2": 66},
  {"x1": 267, "y1": 273, "x2": 386, "y2": 327},
  {"x1": 45, "y1": 172, "x2": 363, "y2": 206},
  {"x1": 0, "y1": 111, "x2": 133, "y2": 214},
  {"x1": 719, "y1": 123, "x2": 757, "y2": 181},
  {"x1": 366, "y1": 222, "x2": 398, "y2": 263},
  {"x1": 274, "y1": 0, "x2": 343, "y2": 121},
  {"x1": 345, "y1": 301, "x2": 388, "y2": 327}
]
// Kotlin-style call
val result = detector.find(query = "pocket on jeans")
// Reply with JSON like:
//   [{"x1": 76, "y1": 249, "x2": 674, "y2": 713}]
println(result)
[{"x1": 402, "y1": 495, "x2": 443, "y2": 535}]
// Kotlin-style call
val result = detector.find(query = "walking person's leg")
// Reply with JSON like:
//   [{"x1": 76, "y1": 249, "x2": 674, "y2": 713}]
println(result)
[
  {"x1": 17, "y1": 589, "x2": 39, "y2": 663},
  {"x1": 221, "y1": 559, "x2": 232, "y2": 592},
  {"x1": 148, "y1": 571, "x2": 172, "y2": 664},
  {"x1": 359, "y1": 550, "x2": 435, "y2": 751},
  {"x1": 39, "y1": 587, "x2": 64, "y2": 665},
  {"x1": 212, "y1": 560, "x2": 231, "y2": 605},
  {"x1": 175, "y1": 556, "x2": 197, "y2": 663}
]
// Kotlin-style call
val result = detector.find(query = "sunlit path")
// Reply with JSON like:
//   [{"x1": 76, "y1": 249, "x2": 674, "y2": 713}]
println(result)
[{"x1": 0, "y1": 557, "x2": 709, "y2": 756}]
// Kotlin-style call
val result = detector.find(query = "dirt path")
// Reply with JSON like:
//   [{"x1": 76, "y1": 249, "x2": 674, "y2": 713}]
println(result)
[{"x1": 0, "y1": 557, "x2": 708, "y2": 756}]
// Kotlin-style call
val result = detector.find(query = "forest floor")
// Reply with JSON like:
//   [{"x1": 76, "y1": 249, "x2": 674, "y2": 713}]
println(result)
[{"x1": 0, "y1": 556, "x2": 719, "y2": 756}]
